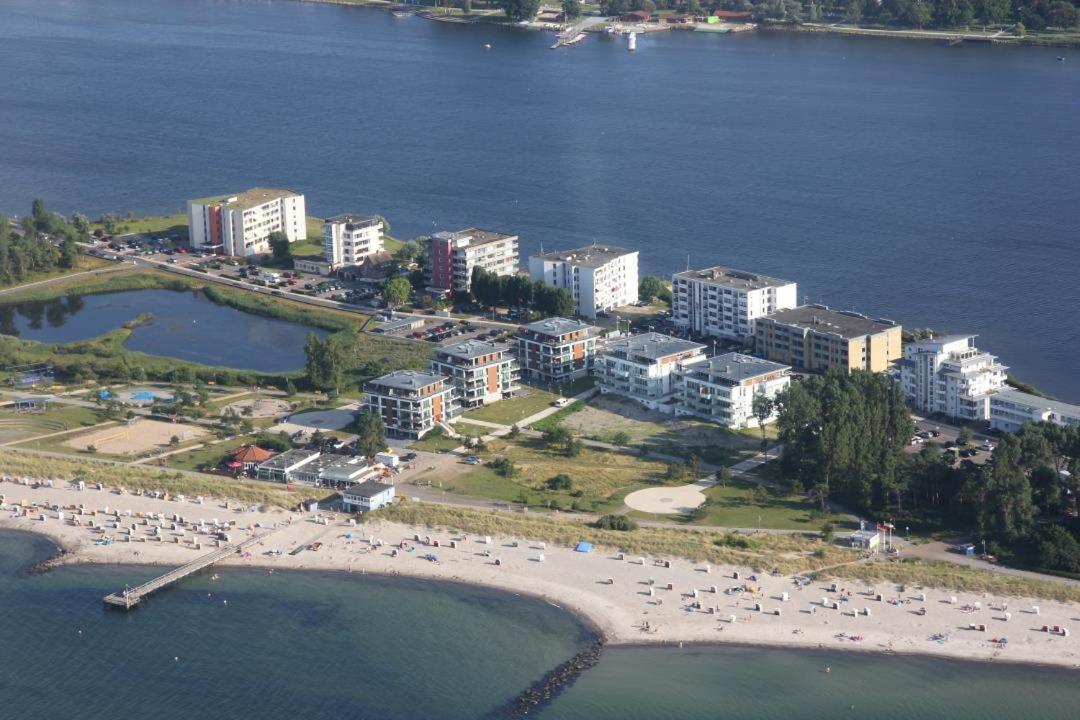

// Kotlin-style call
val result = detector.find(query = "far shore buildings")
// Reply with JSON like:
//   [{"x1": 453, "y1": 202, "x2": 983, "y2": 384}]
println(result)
[
  {"x1": 528, "y1": 245, "x2": 639, "y2": 319},
  {"x1": 514, "y1": 317, "x2": 599, "y2": 386},
  {"x1": 363, "y1": 370, "x2": 458, "y2": 439},
  {"x1": 188, "y1": 188, "x2": 306, "y2": 257},
  {"x1": 755, "y1": 304, "x2": 902, "y2": 375},
  {"x1": 672, "y1": 265, "x2": 797, "y2": 341},
  {"x1": 430, "y1": 339, "x2": 521, "y2": 410},
  {"x1": 323, "y1": 214, "x2": 384, "y2": 268},
  {"x1": 675, "y1": 352, "x2": 791, "y2": 429},
  {"x1": 989, "y1": 389, "x2": 1080, "y2": 432},
  {"x1": 594, "y1": 332, "x2": 705, "y2": 413},
  {"x1": 899, "y1": 335, "x2": 1008, "y2": 421},
  {"x1": 429, "y1": 228, "x2": 519, "y2": 295}
]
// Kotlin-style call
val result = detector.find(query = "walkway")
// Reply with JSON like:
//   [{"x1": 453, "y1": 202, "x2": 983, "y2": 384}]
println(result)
[{"x1": 0, "y1": 263, "x2": 134, "y2": 296}]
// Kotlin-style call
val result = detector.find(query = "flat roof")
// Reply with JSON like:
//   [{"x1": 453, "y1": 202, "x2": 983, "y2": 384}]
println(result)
[
  {"x1": 692, "y1": 352, "x2": 790, "y2": 383},
  {"x1": 325, "y1": 213, "x2": 379, "y2": 227},
  {"x1": 190, "y1": 187, "x2": 300, "y2": 210},
  {"x1": 432, "y1": 228, "x2": 516, "y2": 247},
  {"x1": 763, "y1": 305, "x2": 898, "y2": 338},
  {"x1": 258, "y1": 448, "x2": 320, "y2": 470},
  {"x1": 435, "y1": 339, "x2": 509, "y2": 361},
  {"x1": 532, "y1": 244, "x2": 637, "y2": 269},
  {"x1": 603, "y1": 332, "x2": 704, "y2": 363},
  {"x1": 368, "y1": 370, "x2": 446, "y2": 392},
  {"x1": 674, "y1": 265, "x2": 793, "y2": 290},
  {"x1": 992, "y1": 389, "x2": 1080, "y2": 416},
  {"x1": 341, "y1": 479, "x2": 395, "y2": 498},
  {"x1": 519, "y1": 317, "x2": 596, "y2": 337}
]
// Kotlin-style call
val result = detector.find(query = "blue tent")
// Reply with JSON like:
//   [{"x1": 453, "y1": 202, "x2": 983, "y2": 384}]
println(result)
[{"x1": 575, "y1": 541, "x2": 593, "y2": 553}]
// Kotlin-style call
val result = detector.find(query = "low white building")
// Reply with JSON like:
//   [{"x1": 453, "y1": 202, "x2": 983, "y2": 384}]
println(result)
[
  {"x1": 255, "y1": 449, "x2": 321, "y2": 483},
  {"x1": 529, "y1": 245, "x2": 639, "y2": 319},
  {"x1": 989, "y1": 389, "x2": 1080, "y2": 433},
  {"x1": 188, "y1": 188, "x2": 306, "y2": 257},
  {"x1": 323, "y1": 214, "x2": 384, "y2": 267},
  {"x1": 594, "y1": 332, "x2": 706, "y2": 413},
  {"x1": 675, "y1": 352, "x2": 791, "y2": 429},
  {"x1": 672, "y1": 265, "x2": 797, "y2": 341},
  {"x1": 899, "y1": 335, "x2": 1008, "y2": 421},
  {"x1": 340, "y1": 480, "x2": 396, "y2": 512}
]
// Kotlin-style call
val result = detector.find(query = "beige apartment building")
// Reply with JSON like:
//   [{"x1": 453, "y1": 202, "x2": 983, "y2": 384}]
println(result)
[
  {"x1": 362, "y1": 370, "x2": 457, "y2": 439},
  {"x1": 514, "y1": 317, "x2": 598, "y2": 386},
  {"x1": 755, "y1": 304, "x2": 901, "y2": 374},
  {"x1": 429, "y1": 340, "x2": 520, "y2": 410}
]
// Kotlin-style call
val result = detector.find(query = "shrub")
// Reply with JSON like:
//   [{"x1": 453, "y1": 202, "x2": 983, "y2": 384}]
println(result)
[
  {"x1": 547, "y1": 474, "x2": 573, "y2": 491},
  {"x1": 488, "y1": 457, "x2": 520, "y2": 478},
  {"x1": 594, "y1": 514, "x2": 637, "y2": 531},
  {"x1": 715, "y1": 533, "x2": 756, "y2": 550},
  {"x1": 610, "y1": 431, "x2": 631, "y2": 446}
]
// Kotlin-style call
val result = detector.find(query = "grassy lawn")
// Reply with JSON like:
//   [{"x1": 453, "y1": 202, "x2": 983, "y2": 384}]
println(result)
[
  {"x1": 92, "y1": 213, "x2": 188, "y2": 239},
  {"x1": 161, "y1": 435, "x2": 257, "y2": 473},
  {"x1": 452, "y1": 421, "x2": 490, "y2": 438},
  {"x1": 691, "y1": 479, "x2": 853, "y2": 531},
  {"x1": 0, "y1": 254, "x2": 115, "y2": 292},
  {"x1": 444, "y1": 437, "x2": 669, "y2": 512},
  {"x1": 461, "y1": 377, "x2": 595, "y2": 427},
  {"x1": 408, "y1": 431, "x2": 462, "y2": 453},
  {"x1": 0, "y1": 403, "x2": 103, "y2": 436}
]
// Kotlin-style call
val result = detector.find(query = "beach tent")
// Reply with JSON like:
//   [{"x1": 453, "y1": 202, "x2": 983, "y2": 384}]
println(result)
[{"x1": 575, "y1": 541, "x2": 593, "y2": 553}]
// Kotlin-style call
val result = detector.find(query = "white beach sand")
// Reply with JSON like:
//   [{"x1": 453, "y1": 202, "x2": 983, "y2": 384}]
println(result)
[{"x1": 3, "y1": 478, "x2": 1080, "y2": 670}]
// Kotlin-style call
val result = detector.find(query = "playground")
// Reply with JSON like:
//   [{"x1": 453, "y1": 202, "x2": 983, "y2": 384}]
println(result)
[
  {"x1": 223, "y1": 397, "x2": 292, "y2": 419},
  {"x1": 61, "y1": 418, "x2": 207, "y2": 456}
]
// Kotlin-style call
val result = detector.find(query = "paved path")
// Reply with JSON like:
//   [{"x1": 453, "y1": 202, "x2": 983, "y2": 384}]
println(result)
[{"x1": 0, "y1": 263, "x2": 134, "y2": 296}]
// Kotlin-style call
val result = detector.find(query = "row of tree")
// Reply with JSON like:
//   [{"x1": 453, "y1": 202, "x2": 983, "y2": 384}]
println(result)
[
  {"x1": 470, "y1": 266, "x2": 576, "y2": 318},
  {"x1": 0, "y1": 201, "x2": 82, "y2": 286}
]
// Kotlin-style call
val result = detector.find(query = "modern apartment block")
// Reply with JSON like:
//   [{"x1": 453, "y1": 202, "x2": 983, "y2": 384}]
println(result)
[
  {"x1": 672, "y1": 265, "x2": 797, "y2": 341},
  {"x1": 323, "y1": 214, "x2": 383, "y2": 267},
  {"x1": 675, "y1": 353, "x2": 791, "y2": 429},
  {"x1": 429, "y1": 340, "x2": 521, "y2": 410},
  {"x1": 514, "y1": 317, "x2": 598, "y2": 386},
  {"x1": 899, "y1": 335, "x2": 1008, "y2": 421},
  {"x1": 362, "y1": 370, "x2": 458, "y2": 439},
  {"x1": 429, "y1": 228, "x2": 519, "y2": 294},
  {"x1": 989, "y1": 389, "x2": 1080, "y2": 433},
  {"x1": 188, "y1": 188, "x2": 306, "y2": 257},
  {"x1": 754, "y1": 304, "x2": 902, "y2": 374},
  {"x1": 528, "y1": 245, "x2": 639, "y2": 319},
  {"x1": 594, "y1": 332, "x2": 706, "y2": 412}
]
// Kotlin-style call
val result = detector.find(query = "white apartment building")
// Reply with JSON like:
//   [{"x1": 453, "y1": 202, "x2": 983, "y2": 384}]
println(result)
[
  {"x1": 989, "y1": 389, "x2": 1080, "y2": 433},
  {"x1": 514, "y1": 317, "x2": 598, "y2": 385},
  {"x1": 430, "y1": 340, "x2": 521, "y2": 409},
  {"x1": 429, "y1": 228, "x2": 519, "y2": 294},
  {"x1": 528, "y1": 245, "x2": 639, "y2": 319},
  {"x1": 899, "y1": 335, "x2": 1008, "y2": 421},
  {"x1": 188, "y1": 188, "x2": 306, "y2": 257},
  {"x1": 594, "y1": 332, "x2": 706, "y2": 413},
  {"x1": 672, "y1": 265, "x2": 797, "y2": 341},
  {"x1": 323, "y1": 214, "x2": 383, "y2": 267},
  {"x1": 675, "y1": 353, "x2": 791, "y2": 429}
]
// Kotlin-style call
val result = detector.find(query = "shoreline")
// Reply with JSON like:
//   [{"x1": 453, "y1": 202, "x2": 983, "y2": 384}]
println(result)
[{"x1": 4, "y1": 482, "x2": 1080, "y2": 671}]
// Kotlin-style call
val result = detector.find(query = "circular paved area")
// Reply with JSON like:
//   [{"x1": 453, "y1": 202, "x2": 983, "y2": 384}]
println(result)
[{"x1": 624, "y1": 482, "x2": 709, "y2": 514}]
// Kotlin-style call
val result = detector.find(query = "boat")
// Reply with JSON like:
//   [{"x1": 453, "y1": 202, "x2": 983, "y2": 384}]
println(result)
[
  {"x1": 390, "y1": 4, "x2": 414, "y2": 16},
  {"x1": 628, "y1": 32, "x2": 637, "y2": 51},
  {"x1": 564, "y1": 32, "x2": 587, "y2": 46}
]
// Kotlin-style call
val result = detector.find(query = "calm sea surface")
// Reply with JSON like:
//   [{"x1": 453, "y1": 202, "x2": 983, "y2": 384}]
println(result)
[
  {"x1": 0, "y1": 289, "x2": 326, "y2": 371},
  {"x1": 0, "y1": 0, "x2": 1078, "y2": 399},
  {"x1": 3, "y1": 529, "x2": 1080, "y2": 719}
]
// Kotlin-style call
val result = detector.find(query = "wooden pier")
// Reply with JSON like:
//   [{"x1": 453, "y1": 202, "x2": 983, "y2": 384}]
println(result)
[{"x1": 103, "y1": 534, "x2": 266, "y2": 610}]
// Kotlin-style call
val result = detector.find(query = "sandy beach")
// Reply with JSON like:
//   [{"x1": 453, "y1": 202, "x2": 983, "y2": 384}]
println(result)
[{"x1": 4, "y1": 477, "x2": 1080, "y2": 670}]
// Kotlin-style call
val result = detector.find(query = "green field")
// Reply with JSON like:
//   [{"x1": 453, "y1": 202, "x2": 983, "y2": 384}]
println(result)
[
  {"x1": 160, "y1": 435, "x2": 258, "y2": 473},
  {"x1": 690, "y1": 478, "x2": 851, "y2": 531},
  {"x1": 461, "y1": 377, "x2": 595, "y2": 427},
  {"x1": 0, "y1": 403, "x2": 104, "y2": 437},
  {"x1": 408, "y1": 431, "x2": 463, "y2": 453}
]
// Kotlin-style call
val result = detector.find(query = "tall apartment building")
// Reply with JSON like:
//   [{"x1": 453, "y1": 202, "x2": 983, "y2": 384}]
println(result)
[
  {"x1": 429, "y1": 340, "x2": 521, "y2": 410},
  {"x1": 528, "y1": 245, "x2": 639, "y2": 319},
  {"x1": 594, "y1": 332, "x2": 706, "y2": 412},
  {"x1": 899, "y1": 335, "x2": 1008, "y2": 421},
  {"x1": 323, "y1": 214, "x2": 383, "y2": 267},
  {"x1": 989, "y1": 389, "x2": 1080, "y2": 433},
  {"x1": 428, "y1": 228, "x2": 519, "y2": 294},
  {"x1": 188, "y1": 188, "x2": 306, "y2": 257},
  {"x1": 514, "y1": 317, "x2": 598, "y2": 386},
  {"x1": 755, "y1": 305, "x2": 902, "y2": 374},
  {"x1": 362, "y1": 370, "x2": 458, "y2": 439},
  {"x1": 672, "y1": 265, "x2": 797, "y2": 341},
  {"x1": 675, "y1": 353, "x2": 791, "y2": 429}
]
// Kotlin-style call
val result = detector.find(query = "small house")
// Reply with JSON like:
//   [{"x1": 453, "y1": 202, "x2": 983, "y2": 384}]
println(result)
[
  {"x1": 229, "y1": 444, "x2": 274, "y2": 474},
  {"x1": 340, "y1": 480, "x2": 396, "y2": 512},
  {"x1": 847, "y1": 530, "x2": 880, "y2": 550}
]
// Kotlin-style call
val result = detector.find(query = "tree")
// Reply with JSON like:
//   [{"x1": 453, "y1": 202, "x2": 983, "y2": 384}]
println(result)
[
  {"x1": 499, "y1": 0, "x2": 541, "y2": 20},
  {"x1": 508, "y1": 424, "x2": 522, "y2": 439},
  {"x1": 383, "y1": 276, "x2": 412, "y2": 309},
  {"x1": 59, "y1": 237, "x2": 80, "y2": 269},
  {"x1": 548, "y1": 473, "x2": 574, "y2": 491},
  {"x1": 304, "y1": 332, "x2": 347, "y2": 391},
  {"x1": 353, "y1": 412, "x2": 387, "y2": 457},
  {"x1": 565, "y1": 439, "x2": 584, "y2": 457},
  {"x1": 594, "y1": 514, "x2": 637, "y2": 531},
  {"x1": 957, "y1": 426, "x2": 973, "y2": 446},
  {"x1": 751, "y1": 393, "x2": 774, "y2": 440},
  {"x1": 169, "y1": 435, "x2": 180, "y2": 446},
  {"x1": 714, "y1": 466, "x2": 731, "y2": 488},
  {"x1": 285, "y1": 379, "x2": 297, "y2": 397},
  {"x1": 1048, "y1": 0, "x2": 1079, "y2": 26},
  {"x1": 268, "y1": 231, "x2": 291, "y2": 262},
  {"x1": 611, "y1": 431, "x2": 631, "y2": 446},
  {"x1": 563, "y1": 0, "x2": 583, "y2": 19},
  {"x1": 638, "y1": 276, "x2": 666, "y2": 304}
]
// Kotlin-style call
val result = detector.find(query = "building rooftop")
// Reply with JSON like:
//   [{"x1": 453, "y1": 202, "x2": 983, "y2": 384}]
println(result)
[
  {"x1": 519, "y1": 317, "x2": 597, "y2": 338},
  {"x1": 674, "y1": 265, "x2": 793, "y2": 291},
  {"x1": 230, "y1": 444, "x2": 273, "y2": 464},
  {"x1": 689, "y1": 352, "x2": 790, "y2": 384},
  {"x1": 341, "y1": 479, "x2": 395, "y2": 498},
  {"x1": 325, "y1": 213, "x2": 380, "y2": 228},
  {"x1": 603, "y1": 332, "x2": 704, "y2": 363},
  {"x1": 992, "y1": 389, "x2": 1080, "y2": 417},
  {"x1": 190, "y1": 187, "x2": 301, "y2": 210},
  {"x1": 435, "y1": 339, "x2": 509, "y2": 361},
  {"x1": 257, "y1": 448, "x2": 320, "y2": 471},
  {"x1": 432, "y1": 228, "x2": 516, "y2": 248},
  {"x1": 368, "y1": 370, "x2": 446, "y2": 392},
  {"x1": 763, "y1": 305, "x2": 899, "y2": 339},
  {"x1": 532, "y1": 244, "x2": 637, "y2": 269}
]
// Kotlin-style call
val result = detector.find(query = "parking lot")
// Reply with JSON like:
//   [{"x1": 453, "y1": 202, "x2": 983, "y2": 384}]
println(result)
[{"x1": 908, "y1": 418, "x2": 995, "y2": 466}]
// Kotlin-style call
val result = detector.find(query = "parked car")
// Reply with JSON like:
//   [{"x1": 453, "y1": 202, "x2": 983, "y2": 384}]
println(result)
[{"x1": 461, "y1": 456, "x2": 482, "y2": 465}]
